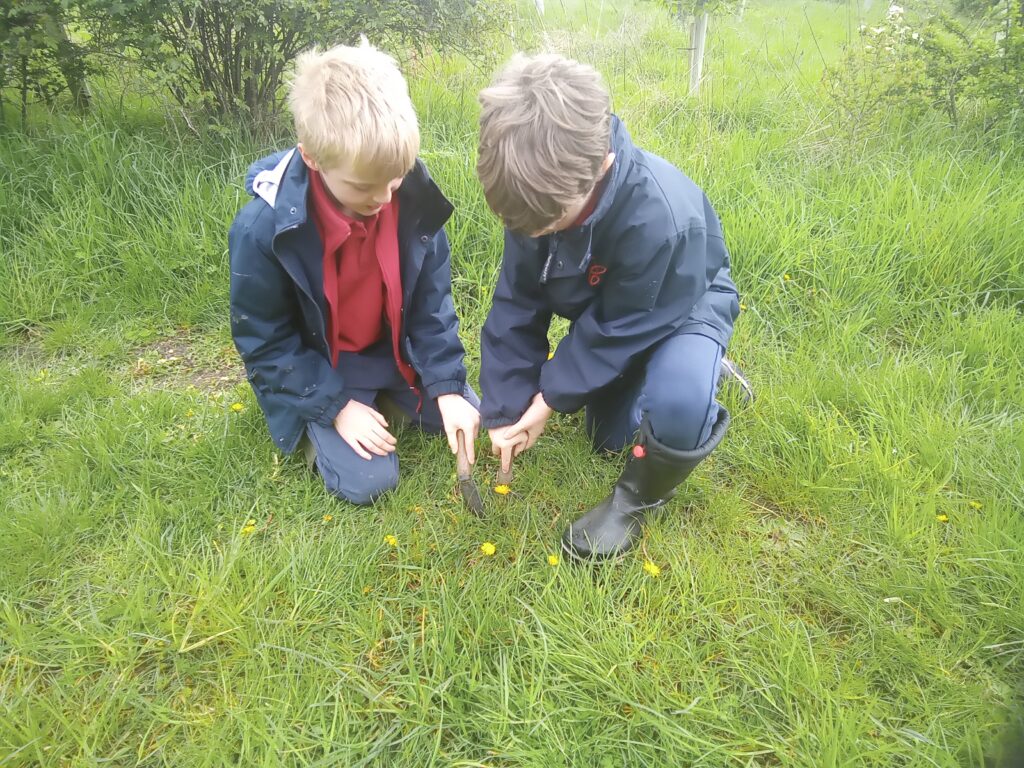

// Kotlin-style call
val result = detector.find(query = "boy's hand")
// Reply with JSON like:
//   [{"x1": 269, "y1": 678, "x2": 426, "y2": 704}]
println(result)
[
  {"x1": 488, "y1": 428, "x2": 528, "y2": 474},
  {"x1": 491, "y1": 392, "x2": 553, "y2": 471},
  {"x1": 437, "y1": 393, "x2": 481, "y2": 463},
  {"x1": 333, "y1": 400, "x2": 397, "y2": 461}
]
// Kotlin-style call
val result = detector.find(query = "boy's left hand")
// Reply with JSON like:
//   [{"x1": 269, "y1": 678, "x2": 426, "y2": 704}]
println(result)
[
  {"x1": 437, "y1": 393, "x2": 481, "y2": 463},
  {"x1": 503, "y1": 392, "x2": 553, "y2": 453}
]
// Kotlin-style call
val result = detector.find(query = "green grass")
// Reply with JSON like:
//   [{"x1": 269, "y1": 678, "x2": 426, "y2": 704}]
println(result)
[{"x1": 2, "y1": 0, "x2": 1023, "y2": 764}]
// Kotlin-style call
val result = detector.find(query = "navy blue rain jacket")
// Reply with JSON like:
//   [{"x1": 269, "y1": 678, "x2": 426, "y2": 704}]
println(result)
[
  {"x1": 479, "y1": 117, "x2": 739, "y2": 428},
  {"x1": 228, "y1": 149, "x2": 467, "y2": 453}
]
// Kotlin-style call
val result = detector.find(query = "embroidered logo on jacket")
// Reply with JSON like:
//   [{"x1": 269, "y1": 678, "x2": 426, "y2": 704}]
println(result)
[{"x1": 587, "y1": 264, "x2": 607, "y2": 287}]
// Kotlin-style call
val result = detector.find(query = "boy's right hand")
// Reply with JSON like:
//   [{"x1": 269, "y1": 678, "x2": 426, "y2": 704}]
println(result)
[
  {"x1": 333, "y1": 400, "x2": 397, "y2": 461},
  {"x1": 488, "y1": 427, "x2": 529, "y2": 474}
]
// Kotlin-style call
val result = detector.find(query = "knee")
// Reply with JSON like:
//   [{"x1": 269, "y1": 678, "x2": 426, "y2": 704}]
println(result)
[
  {"x1": 322, "y1": 459, "x2": 399, "y2": 506},
  {"x1": 644, "y1": 372, "x2": 716, "y2": 450}
]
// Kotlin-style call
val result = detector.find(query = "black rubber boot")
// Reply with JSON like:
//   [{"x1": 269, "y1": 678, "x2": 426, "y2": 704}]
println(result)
[{"x1": 561, "y1": 408, "x2": 730, "y2": 561}]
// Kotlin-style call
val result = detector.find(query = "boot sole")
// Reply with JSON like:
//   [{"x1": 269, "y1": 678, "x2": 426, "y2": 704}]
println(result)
[{"x1": 560, "y1": 535, "x2": 633, "y2": 564}]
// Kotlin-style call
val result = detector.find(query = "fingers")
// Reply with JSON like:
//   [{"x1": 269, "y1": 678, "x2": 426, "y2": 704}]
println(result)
[
  {"x1": 347, "y1": 430, "x2": 395, "y2": 460},
  {"x1": 445, "y1": 426, "x2": 459, "y2": 455},
  {"x1": 502, "y1": 424, "x2": 527, "y2": 444},
  {"x1": 513, "y1": 433, "x2": 529, "y2": 457},
  {"x1": 343, "y1": 434, "x2": 373, "y2": 461},
  {"x1": 500, "y1": 444, "x2": 513, "y2": 474},
  {"x1": 362, "y1": 437, "x2": 390, "y2": 457},
  {"x1": 373, "y1": 425, "x2": 397, "y2": 447},
  {"x1": 368, "y1": 407, "x2": 389, "y2": 429}
]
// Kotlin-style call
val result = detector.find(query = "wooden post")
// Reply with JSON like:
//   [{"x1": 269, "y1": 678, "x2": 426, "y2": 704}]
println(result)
[
  {"x1": 689, "y1": 0, "x2": 709, "y2": 95},
  {"x1": 21, "y1": 55, "x2": 29, "y2": 130}
]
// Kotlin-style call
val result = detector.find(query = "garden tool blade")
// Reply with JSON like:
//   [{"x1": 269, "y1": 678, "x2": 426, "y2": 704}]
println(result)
[{"x1": 456, "y1": 431, "x2": 484, "y2": 516}]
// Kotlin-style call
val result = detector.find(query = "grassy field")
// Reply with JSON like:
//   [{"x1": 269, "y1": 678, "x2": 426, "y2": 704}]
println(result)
[{"x1": 2, "y1": 0, "x2": 1023, "y2": 764}]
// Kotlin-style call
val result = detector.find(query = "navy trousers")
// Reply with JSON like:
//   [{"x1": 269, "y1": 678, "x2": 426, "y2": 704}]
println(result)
[
  {"x1": 585, "y1": 332, "x2": 724, "y2": 453},
  {"x1": 304, "y1": 342, "x2": 479, "y2": 505}
]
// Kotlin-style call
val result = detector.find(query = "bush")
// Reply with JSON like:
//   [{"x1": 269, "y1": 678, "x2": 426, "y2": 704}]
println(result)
[
  {"x1": 825, "y1": 0, "x2": 1023, "y2": 136},
  {"x1": 87, "y1": 0, "x2": 511, "y2": 126},
  {"x1": 1, "y1": 0, "x2": 93, "y2": 125}
]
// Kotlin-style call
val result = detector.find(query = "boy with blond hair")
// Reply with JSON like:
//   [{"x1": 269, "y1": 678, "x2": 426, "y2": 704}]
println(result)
[
  {"x1": 229, "y1": 42, "x2": 479, "y2": 505},
  {"x1": 477, "y1": 53, "x2": 742, "y2": 560}
]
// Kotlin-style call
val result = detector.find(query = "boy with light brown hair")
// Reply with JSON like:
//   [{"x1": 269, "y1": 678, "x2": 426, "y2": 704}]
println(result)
[
  {"x1": 477, "y1": 53, "x2": 743, "y2": 560},
  {"x1": 229, "y1": 42, "x2": 479, "y2": 505}
]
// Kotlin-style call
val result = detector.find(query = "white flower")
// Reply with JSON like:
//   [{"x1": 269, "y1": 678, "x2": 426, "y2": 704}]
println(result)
[{"x1": 887, "y1": 4, "x2": 904, "y2": 17}]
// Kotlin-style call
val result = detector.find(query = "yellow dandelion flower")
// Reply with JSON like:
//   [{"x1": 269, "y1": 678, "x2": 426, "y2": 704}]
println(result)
[
  {"x1": 547, "y1": 554, "x2": 559, "y2": 566},
  {"x1": 230, "y1": 402, "x2": 245, "y2": 412},
  {"x1": 362, "y1": 585, "x2": 372, "y2": 595},
  {"x1": 384, "y1": 534, "x2": 398, "y2": 547},
  {"x1": 968, "y1": 500, "x2": 982, "y2": 510},
  {"x1": 935, "y1": 514, "x2": 949, "y2": 523},
  {"x1": 322, "y1": 514, "x2": 333, "y2": 523},
  {"x1": 643, "y1": 560, "x2": 661, "y2": 577},
  {"x1": 739, "y1": 303, "x2": 748, "y2": 311},
  {"x1": 241, "y1": 524, "x2": 256, "y2": 535},
  {"x1": 783, "y1": 274, "x2": 792, "y2": 282},
  {"x1": 494, "y1": 484, "x2": 511, "y2": 495},
  {"x1": 480, "y1": 542, "x2": 496, "y2": 556}
]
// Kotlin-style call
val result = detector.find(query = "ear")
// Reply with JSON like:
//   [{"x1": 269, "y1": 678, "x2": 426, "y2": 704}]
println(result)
[
  {"x1": 297, "y1": 143, "x2": 319, "y2": 172},
  {"x1": 600, "y1": 152, "x2": 616, "y2": 177}
]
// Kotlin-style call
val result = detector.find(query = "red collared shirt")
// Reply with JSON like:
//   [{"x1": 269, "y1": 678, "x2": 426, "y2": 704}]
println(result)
[{"x1": 308, "y1": 170, "x2": 417, "y2": 391}]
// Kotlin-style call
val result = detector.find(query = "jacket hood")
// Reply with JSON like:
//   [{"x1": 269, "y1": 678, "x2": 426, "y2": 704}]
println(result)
[{"x1": 244, "y1": 148, "x2": 297, "y2": 208}]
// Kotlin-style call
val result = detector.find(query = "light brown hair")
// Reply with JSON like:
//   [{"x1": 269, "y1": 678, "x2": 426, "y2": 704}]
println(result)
[{"x1": 477, "y1": 53, "x2": 611, "y2": 234}]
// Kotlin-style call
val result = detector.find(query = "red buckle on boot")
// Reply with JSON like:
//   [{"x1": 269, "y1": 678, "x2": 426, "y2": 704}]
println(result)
[{"x1": 632, "y1": 444, "x2": 646, "y2": 459}]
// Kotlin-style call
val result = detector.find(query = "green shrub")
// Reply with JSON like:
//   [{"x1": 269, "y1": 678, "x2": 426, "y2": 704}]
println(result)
[
  {"x1": 1, "y1": 0, "x2": 93, "y2": 124},
  {"x1": 825, "y1": 0, "x2": 1022, "y2": 136},
  {"x1": 86, "y1": 0, "x2": 511, "y2": 125}
]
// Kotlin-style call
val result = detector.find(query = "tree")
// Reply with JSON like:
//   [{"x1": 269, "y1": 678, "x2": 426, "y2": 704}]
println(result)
[
  {"x1": 87, "y1": 0, "x2": 510, "y2": 125},
  {"x1": 1, "y1": 0, "x2": 92, "y2": 126}
]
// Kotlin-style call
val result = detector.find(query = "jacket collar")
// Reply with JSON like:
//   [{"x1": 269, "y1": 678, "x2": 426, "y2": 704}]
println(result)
[
  {"x1": 248, "y1": 148, "x2": 454, "y2": 241},
  {"x1": 537, "y1": 116, "x2": 634, "y2": 282},
  {"x1": 579, "y1": 115, "x2": 632, "y2": 227}
]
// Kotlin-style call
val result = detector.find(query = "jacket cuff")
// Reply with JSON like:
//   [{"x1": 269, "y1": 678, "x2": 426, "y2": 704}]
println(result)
[
  {"x1": 482, "y1": 415, "x2": 519, "y2": 429},
  {"x1": 312, "y1": 391, "x2": 351, "y2": 426},
  {"x1": 425, "y1": 378, "x2": 465, "y2": 400},
  {"x1": 538, "y1": 386, "x2": 582, "y2": 415}
]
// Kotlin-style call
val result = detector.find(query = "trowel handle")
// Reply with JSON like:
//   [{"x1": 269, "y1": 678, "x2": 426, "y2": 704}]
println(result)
[{"x1": 456, "y1": 431, "x2": 471, "y2": 477}]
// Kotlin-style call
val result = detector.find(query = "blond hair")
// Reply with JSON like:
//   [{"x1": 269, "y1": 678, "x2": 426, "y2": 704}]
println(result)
[
  {"x1": 477, "y1": 53, "x2": 611, "y2": 234},
  {"x1": 288, "y1": 42, "x2": 419, "y2": 178}
]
